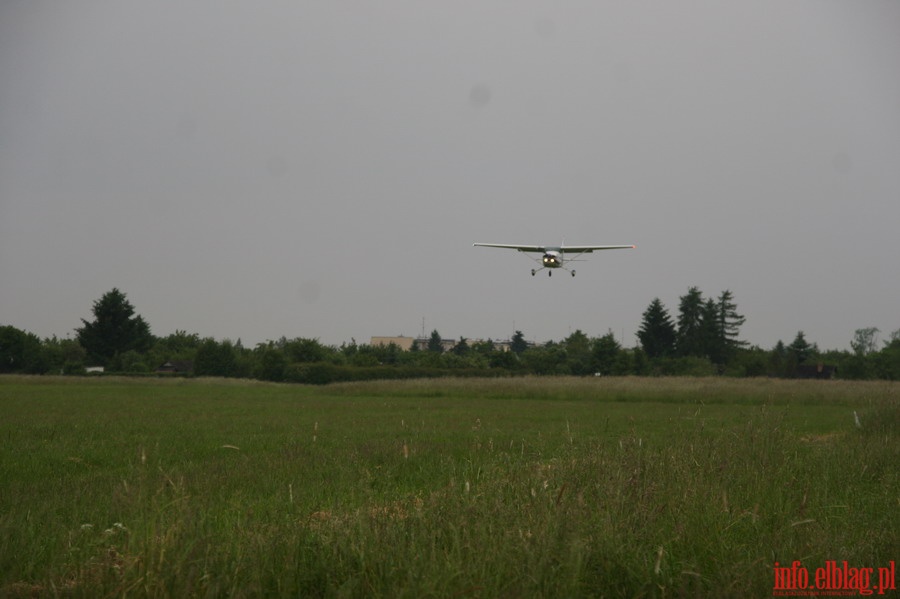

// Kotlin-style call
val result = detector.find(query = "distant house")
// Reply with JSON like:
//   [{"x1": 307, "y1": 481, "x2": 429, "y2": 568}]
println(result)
[
  {"x1": 796, "y1": 363, "x2": 837, "y2": 380},
  {"x1": 371, "y1": 336, "x2": 454, "y2": 351},
  {"x1": 370, "y1": 336, "x2": 526, "y2": 353},
  {"x1": 156, "y1": 361, "x2": 193, "y2": 374}
]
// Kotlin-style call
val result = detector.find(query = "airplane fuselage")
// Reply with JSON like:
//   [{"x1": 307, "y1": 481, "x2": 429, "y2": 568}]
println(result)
[{"x1": 541, "y1": 251, "x2": 563, "y2": 268}]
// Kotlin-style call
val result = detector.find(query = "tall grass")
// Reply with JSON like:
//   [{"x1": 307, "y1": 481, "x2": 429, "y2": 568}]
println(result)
[{"x1": 0, "y1": 376, "x2": 896, "y2": 597}]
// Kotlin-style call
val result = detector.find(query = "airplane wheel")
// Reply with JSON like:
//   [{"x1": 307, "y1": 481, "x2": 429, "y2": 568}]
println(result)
[
  {"x1": 531, "y1": 269, "x2": 536, "y2": 276},
  {"x1": 548, "y1": 271, "x2": 552, "y2": 277},
  {"x1": 571, "y1": 270, "x2": 576, "y2": 277}
]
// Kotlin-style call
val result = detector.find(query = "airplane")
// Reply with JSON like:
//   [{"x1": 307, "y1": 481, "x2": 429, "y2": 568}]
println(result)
[{"x1": 473, "y1": 242, "x2": 635, "y2": 276}]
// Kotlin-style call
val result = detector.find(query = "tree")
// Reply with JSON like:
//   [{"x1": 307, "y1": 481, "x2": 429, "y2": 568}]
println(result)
[
  {"x1": 41, "y1": 335, "x2": 87, "y2": 374},
  {"x1": 520, "y1": 344, "x2": 568, "y2": 375},
  {"x1": 109, "y1": 350, "x2": 151, "y2": 373},
  {"x1": 850, "y1": 327, "x2": 880, "y2": 356},
  {"x1": 676, "y1": 287, "x2": 705, "y2": 357},
  {"x1": 698, "y1": 298, "x2": 724, "y2": 363},
  {"x1": 717, "y1": 290, "x2": 746, "y2": 357},
  {"x1": 194, "y1": 338, "x2": 238, "y2": 377},
  {"x1": 592, "y1": 331, "x2": 624, "y2": 375},
  {"x1": 874, "y1": 336, "x2": 900, "y2": 380},
  {"x1": 76, "y1": 288, "x2": 152, "y2": 365},
  {"x1": 631, "y1": 346, "x2": 649, "y2": 376},
  {"x1": 0, "y1": 325, "x2": 45, "y2": 373},
  {"x1": 427, "y1": 330, "x2": 443, "y2": 353},
  {"x1": 154, "y1": 330, "x2": 201, "y2": 356},
  {"x1": 562, "y1": 329, "x2": 592, "y2": 375},
  {"x1": 728, "y1": 345, "x2": 767, "y2": 377},
  {"x1": 255, "y1": 347, "x2": 287, "y2": 382},
  {"x1": 488, "y1": 348, "x2": 519, "y2": 370},
  {"x1": 510, "y1": 331, "x2": 529, "y2": 355},
  {"x1": 452, "y1": 337, "x2": 470, "y2": 356},
  {"x1": 471, "y1": 338, "x2": 496, "y2": 357},
  {"x1": 787, "y1": 331, "x2": 817, "y2": 365},
  {"x1": 282, "y1": 337, "x2": 330, "y2": 363},
  {"x1": 637, "y1": 298, "x2": 676, "y2": 358},
  {"x1": 147, "y1": 330, "x2": 201, "y2": 370},
  {"x1": 709, "y1": 289, "x2": 747, "y2": 366},
  {"x1": 362, "y1": 342, "x2": 401, "y2": 365},
  {"x1": 768, "y1": 340, "x2": 790, "y2": 377}
]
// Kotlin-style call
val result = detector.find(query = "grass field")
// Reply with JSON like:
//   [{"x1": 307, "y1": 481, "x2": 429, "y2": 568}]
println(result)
[{"x1": 1, "y1": 376, "x2": 897, "y2": 597}]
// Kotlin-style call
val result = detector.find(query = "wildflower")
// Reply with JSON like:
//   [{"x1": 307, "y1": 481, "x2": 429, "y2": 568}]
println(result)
[{"x1": 102, "y1": 522, "x2": 128, "y2": 537}]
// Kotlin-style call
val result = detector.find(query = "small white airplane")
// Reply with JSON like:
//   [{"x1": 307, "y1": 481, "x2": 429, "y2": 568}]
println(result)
[{"x1": 473, "y1": 242, "x2": 635, "y2": 276}]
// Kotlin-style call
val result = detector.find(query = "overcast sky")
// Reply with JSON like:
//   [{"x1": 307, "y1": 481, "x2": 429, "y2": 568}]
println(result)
[{"x1": 2, "y1": 1, "x2": 899, "y2": 352}]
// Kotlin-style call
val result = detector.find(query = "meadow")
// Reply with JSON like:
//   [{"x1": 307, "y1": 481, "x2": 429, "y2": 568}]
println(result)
[{"x1": 0, "y1": 375, "x2": 897, "y2": 598}]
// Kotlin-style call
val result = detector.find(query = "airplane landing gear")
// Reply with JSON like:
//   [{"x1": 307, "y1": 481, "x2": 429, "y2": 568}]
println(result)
[
  {"x1": 531, "y1": 269, "x2": 536, "y2": 276},
  {"x1": 571, "y1": 270, "x2": 576, "y2": 277},
  {"x1": 548, "y1": 271, "x2": 552, "y2": 277}
]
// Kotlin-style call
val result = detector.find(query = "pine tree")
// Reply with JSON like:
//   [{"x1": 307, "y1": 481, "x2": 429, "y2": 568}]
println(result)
[
  {"x1": 717, "y1": 290, "x2": 746, "y2": 357},
  {"x1": 637, "y1": 298, "x2": 677, "y2": 358},
  {"x1": 788, "y1": 331, "x2": 816, "y2": 365},
  {"x1": 768, "y1": 340, "x2": 789, "y2": 377},
  {"x1": 510, "y1": 330, "x2": 528, "y2": 355},
  {"x1": 676, "y1": 287, "x2": 705, "y2": 357},
  {"x1": 76, "y1": 288, "x2": 152, "y2": 365},
  {"x1": 452, "y1": 337, "x2": 470, "y2": 356},
  {"x1": 699, "y1": 298, "x2": 724, "y2": 363},
  {"x1": 427, "y1": 330, "x2": 443, "y2": 353}
]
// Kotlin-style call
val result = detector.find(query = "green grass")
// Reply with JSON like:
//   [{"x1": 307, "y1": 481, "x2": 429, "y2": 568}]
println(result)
[{"x1": 1, "y1": 376, "x2": 897, "y2": 597}]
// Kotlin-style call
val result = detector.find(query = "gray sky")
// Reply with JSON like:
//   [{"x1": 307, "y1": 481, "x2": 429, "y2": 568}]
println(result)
[{"x1": 2, "y1": 1, "x2": 899, "y2": 352}]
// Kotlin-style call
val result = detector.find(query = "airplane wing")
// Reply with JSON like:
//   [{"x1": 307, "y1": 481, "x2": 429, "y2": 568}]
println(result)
[
  {"x1": 559, "y1": 245, "x2": 635, "y2": 253},
  {"x1": 472, "y1": 243, "x2": 548, "y2": 253},
  {"x1": 473, "y1": 243, "x2": 635, "y2": 253}
]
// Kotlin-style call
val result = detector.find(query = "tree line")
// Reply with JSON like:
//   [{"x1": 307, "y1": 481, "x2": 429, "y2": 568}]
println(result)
[{"x1": 2, "y1": 288, "x2": 899, "y2": 383}]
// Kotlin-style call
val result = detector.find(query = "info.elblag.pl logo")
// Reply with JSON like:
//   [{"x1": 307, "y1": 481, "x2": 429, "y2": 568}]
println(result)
[{"x1": 773, "y1": 560, "x2": 896, "y2": 596}]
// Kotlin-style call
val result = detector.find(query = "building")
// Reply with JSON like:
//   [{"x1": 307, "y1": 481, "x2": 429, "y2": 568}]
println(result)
[
  {"x1": 156, "y1": 360, "x2": 194, "y2": 374},
  {"x1": 370, "y1": 336, "x2": 522, "y2": 352}
]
